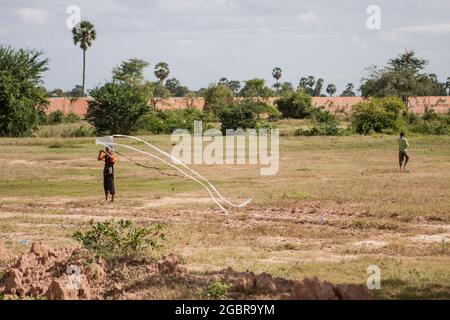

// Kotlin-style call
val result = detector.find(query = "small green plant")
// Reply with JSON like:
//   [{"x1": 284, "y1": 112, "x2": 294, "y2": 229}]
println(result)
[
  {"x1": 48, "y1": 110, "x2": 66, "y2": 125},
  {"x1": 65, "y1": 112, "x2": 81, "y2": 123},
  {"x1": 73, "y1": 219, "x2": 165, "y2": 260},
  {"x1": 205, "y1": 281, "x2": 231, "y2": 299}
]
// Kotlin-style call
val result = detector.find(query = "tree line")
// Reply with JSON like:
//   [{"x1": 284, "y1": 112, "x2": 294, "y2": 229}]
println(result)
[{"x1": 1, "y1": 19, "x2": 450, "y2": 137}]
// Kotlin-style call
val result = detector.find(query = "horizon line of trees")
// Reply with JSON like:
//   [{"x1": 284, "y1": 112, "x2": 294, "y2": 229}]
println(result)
[
  {"x1": 52, "y1": 19, "x2": 450, "y2": 100},
  {"x1": 1, "y1": 19, "x2": 450, "y2": 137}
]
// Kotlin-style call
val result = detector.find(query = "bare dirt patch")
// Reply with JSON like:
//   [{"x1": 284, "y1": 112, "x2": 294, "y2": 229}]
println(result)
[{"x1": 0, "y1": 242, "x2": 371, "y2": 300}]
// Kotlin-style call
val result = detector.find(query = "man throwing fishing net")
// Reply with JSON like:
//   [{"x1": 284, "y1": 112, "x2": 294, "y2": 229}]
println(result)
[{"x1": 98, "y1": 146, "x2": 117, "y2": 202}]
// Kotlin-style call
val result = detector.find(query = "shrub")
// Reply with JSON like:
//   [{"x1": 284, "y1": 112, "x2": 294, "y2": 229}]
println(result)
[
  {"x1": 135, "y1": 108, "x2": 211, "y2": 134},
  {"x1": 245, "y1": 100, "x2": 281, "y2": 120},
  {"x1": 63, "y1": 124, "x2": 95, "y2": 137},
  {"x1": 275, "y1": 89, "x2": 313, "y2": 119},
  {"x1": 48, "y1": 110, "x2": 66, "y2": 125},
  {"x1": 65, "y1": 112, "x2": 81, "y2": 123},
  {"x1": 205, "y1": 281, "x2": 231, "y2": 299},
  {"x1": 351, "y1": 97, "x2": 407, "y2": 134},
  {"x1": 158, "y1": 108, "x2": 209, "y2": 133},
  {"x1": 134, "y1": 109, "x2": 165, "y2": 134},
  {"x1": 294, "y1": 121, "x2": 346, "y2": 136},
  {"x1": 203, "y1": 84, "x2": 234, "y2": 114},
  {"x1": 73, "y1": 219, "x2": 165, "y2": 260},
  {"x1": 218, "y1": 102, "x2": 257, "y2": 133},
  {"x1": 409, "y1": 116, "x2": 449, "y2": 135},
  {"x1": 86, "y1": 82, "x2": 150, "y2": 135},
  {"x1": 37, "y1": 109, "x2": 48, "y2": 125}
]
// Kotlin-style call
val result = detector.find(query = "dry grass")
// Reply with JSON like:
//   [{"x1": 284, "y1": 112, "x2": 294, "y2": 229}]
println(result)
[{"x1": 0, "y1": 133, "x2": 449, "y2": 299}]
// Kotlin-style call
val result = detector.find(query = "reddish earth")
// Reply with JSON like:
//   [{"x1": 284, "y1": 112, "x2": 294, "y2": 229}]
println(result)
[
  {"x1": 46, "y1": 96, "x2": 450, "y2": 116},
  {"x1": 0, "y1": 242, "x2": 371, "y2": 300}
]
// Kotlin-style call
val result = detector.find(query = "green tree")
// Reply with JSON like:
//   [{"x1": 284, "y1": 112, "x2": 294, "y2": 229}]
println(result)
[
  {"x1": 218, "y1": 102, "x2": 257, "y2": 133},
  {"x1": 360, "y1": 50, "x2": 446, "y2": 100},
  {"x1": 298, "y1": 76, "x2": 317, "y2": 95},
  {"x1": 272, "y1": 67, "x2": 282, "y2": 92},
  {"x1": 154, "y1": 62, "x2": 170, "y2": 83},
  {"x1": 165, "y1": 78, "x2": 190, "y2": 97},
  {"x1": 202, "y1": 84, "x2": 234, "y2": 114},
  {"x1": 313, "y1": 78, "x2": 324, "y2": 96},
  {"x1": 86, "y1": 82, "x2": 150, "y2": 135},
  {"x1": 67, "y1": 85, "x2": 84, "y2": 98},
  {"x1": 341, "y1": 83, "x2": 356, "y2": 97},
  {"x1": 112, "y1": 58, "x2": 149, "y2": 86},
  {"x1": 218, "y1": 77, "x2": 241, "y2": 94},
  {"x1": 275, "y1": 89, "x2": 313, "y2": 119},
  {"x1": 240, "y1": 78, "x2": 273, "y2": 98},
  {"x1": 72, "y1": 20, "x2": 96, "y2": 96},
  {"x1": 0, "y1": 46, "x2": 49, "y2": 136},
  {"x1": 48, "y1": 88, "x2": 64, "y2": 97},
  {"x1": 279, "y1": 82, "x2": 294, "y2": 95},
  {"x1": 326, "y1": 84, "x2": 336, "y2": 96}
]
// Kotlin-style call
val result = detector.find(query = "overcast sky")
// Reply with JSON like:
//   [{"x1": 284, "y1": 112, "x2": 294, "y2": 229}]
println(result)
[{"x1": 1, "y1": 0, "x2": 449, "y2": 93}]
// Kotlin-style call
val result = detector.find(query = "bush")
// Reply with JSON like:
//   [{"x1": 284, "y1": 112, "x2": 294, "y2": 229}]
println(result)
[
  {"x1": 37, "y1": 109, "x2": 48, "y2": 125},
  {"x1": 135, "y1": 108, "x2": 211, "y2": 134},
  {"x1": 205, "y1": 281, "x2": 231, "y2": 299},
  {"x1": 275, "y1": 89, "x2": 313, "y2": 119},
  {"x1": 245, "y1": 100, "x2": 281, "y2": 120},
  {"x1": 351, "y1": 97, "x2": 407, "y2": 134},
  {"x1": 203, "y1": 84, "x2": 234, "y2": 114},
  {"x1": 48, "y1": 110, "x2": 66, "y2": 125},
  {"x1": 73, "y1": 219, "x2": 165, "y2": 260},
  {"x1": 408, "y1": 111, "x2": 450, "y2": 135},
  {"x1": 86, "y1": 82, "x2": 150, "y2": 135},
  {"x1": 64, "y1": 124, "x2": 95, "y2": 137},
  {"x1": 65, "y1": 112, "x2": 81, "y2": 123},
  {"x1": 218, "y1": 102, "x2": 257, "y2": 133},
  {"x1": 294, "y1": 121, "x2": 346, "y2": 136}
]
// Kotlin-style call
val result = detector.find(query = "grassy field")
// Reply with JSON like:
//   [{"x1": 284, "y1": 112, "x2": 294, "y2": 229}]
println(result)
[{"x1": 0, "y1": 129, "x2": 449, "y2": 299}]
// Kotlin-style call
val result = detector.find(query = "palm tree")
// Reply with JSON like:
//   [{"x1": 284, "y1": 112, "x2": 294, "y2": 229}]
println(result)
[
  {"x1": 154, "y1": 62, "x2": 170, "y2": 83},
  {"x1": 326, "y1": 84, "x2": 337, "y2": 96},
  {"x1": 272, "y1": 67, "x2": 282, "y2": 92},
  {"x1": 72, "y1": 21, "x2": 96, "y2": 96}
]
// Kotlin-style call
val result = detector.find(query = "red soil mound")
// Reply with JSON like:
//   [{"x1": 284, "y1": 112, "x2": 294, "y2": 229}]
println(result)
[{"x1": 0, "y1": 242, "x2": 371, "y2": 300}]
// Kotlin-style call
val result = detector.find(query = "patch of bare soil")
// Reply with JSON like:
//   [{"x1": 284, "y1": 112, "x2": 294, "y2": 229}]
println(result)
[
  {"x1": 0, "y1": 242, "x2": 10, "y2": 262},
  {"x1": 0, "y1": 242, "x2": 371, "y2": 300}
]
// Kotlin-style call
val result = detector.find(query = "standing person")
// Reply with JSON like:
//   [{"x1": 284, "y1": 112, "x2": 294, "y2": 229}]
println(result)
[
  {"x1": 98, "y1": 146, "x2": 117, "y2": 202},
  {"x1": 398, "y1": 132, "x2": 410, "y2": 171}
]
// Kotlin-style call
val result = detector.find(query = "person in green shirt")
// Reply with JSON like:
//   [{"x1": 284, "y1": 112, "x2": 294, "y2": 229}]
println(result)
[{"x1": 398, "y1": 132, "x2": 410, "y2": 171}]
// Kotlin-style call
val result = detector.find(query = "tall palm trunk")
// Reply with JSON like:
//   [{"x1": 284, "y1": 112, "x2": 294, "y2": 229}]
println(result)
[{"x1": 82, "y1": 49, "x2": 86, "y2": 97}]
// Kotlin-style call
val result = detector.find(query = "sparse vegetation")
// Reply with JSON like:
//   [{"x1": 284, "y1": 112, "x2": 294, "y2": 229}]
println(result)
[
  {"x1": 205, "y1": 281, "x2": 231, "y2": 299},
  {"x1": 73, "y1": 219, "x2": 165, "y2": 260}
]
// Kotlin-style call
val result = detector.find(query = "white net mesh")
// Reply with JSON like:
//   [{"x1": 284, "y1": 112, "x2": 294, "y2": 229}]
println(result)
[{"x1": 95, "y1": 136, "x2": 114, "y2": 150}]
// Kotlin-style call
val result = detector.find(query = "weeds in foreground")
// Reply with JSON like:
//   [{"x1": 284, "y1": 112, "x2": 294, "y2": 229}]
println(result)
[
  {"x1": 205, "y1": 281, "x2": 231, "y2": 299},
  {"x1": 73, "y1": 219, "x2": 165, "y2": 260}
]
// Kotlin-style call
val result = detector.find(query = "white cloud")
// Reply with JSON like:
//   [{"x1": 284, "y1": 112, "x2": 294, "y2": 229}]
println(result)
[
  {"x1": 15, "y1": 8, "x2": 48, "y2": 25},
  {"x1": 397, "y1": 23, "x2": 450, "y2": 34},
  {"x1": 298, "y1": 12, "x2": 318, "y2": 23}
]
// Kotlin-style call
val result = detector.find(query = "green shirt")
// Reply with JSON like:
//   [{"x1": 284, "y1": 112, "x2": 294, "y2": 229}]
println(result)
[{"x1": 398, "y1": 137, "x2": 409, "y2": 152}]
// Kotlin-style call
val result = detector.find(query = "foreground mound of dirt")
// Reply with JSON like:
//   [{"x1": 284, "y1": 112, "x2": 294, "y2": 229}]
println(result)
[
  {"x1": 0, "y1": 242, "x2": 371, "y2": 300},
  {"x1": 216, "y1": 268, "x2": 371, "y2": 300},
  {"x1": 0, "y1": 242, "x2": 10, "y2": 262}
]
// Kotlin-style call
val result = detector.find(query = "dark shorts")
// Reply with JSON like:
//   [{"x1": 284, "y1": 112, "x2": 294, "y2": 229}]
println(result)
[
  {"x1": 103, "y1": 174, "x2": 115, "y2": 194},
  {"x1": 399, "y1": 151, "x2": 409, "y2": 164}
]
